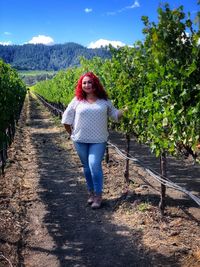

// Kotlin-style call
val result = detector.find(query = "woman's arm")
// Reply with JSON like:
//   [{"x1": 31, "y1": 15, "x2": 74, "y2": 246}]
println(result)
[
  {"x1": 64, "y1": 124, "x2": 72, "y2": 136},
  {"x1": 117, "y1": 106, "x2": 128, "y2": 120},
  {"x1": 61, "y1": 98, "x2": 77, "y2": 136},
  {"x1": 117, "y1": 110, "x2": 124, "y2": 120}
]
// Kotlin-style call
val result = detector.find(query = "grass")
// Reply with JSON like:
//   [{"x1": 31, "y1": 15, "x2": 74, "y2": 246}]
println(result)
[
  {"x1": 137, "y1": 202, "x2": 150, "y2": 212},
  {"x1": 18, "y1": 70, "x2": 57, "y2": 76}
]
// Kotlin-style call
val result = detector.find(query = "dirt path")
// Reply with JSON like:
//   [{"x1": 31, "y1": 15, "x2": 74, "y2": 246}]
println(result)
[
  {"x1": 15, "y1": 94, "x2": 151, "y2": 267},
  {"x1": 0, "y1": 93, "x2": 200, "y2": 267}
]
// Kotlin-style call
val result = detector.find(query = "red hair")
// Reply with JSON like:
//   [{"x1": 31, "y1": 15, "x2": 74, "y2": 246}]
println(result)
[{"x1": 75, "y1": 72, "x2": 108, "y2": 100}]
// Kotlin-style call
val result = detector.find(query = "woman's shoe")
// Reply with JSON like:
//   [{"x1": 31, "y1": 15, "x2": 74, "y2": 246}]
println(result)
[
  {"x1": 91, "y1": 195, "x2": 102, "y2": 209},
  {"x1": 87, "y1": 193, "x2": 95, "y2": 205}
]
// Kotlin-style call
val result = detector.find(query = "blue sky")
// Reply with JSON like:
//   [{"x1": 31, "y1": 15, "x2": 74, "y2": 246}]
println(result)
[{"x1": 0, "y1": 0, "x2": 199, "y2": 48}]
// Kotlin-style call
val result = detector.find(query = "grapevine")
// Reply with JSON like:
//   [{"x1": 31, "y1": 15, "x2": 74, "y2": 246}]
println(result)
[{"x1": 32, "y1": 3, "x2": 200, "y2": 212}]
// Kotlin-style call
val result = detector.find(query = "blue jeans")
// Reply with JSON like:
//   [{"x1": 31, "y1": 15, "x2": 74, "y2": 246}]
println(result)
[{"x1": 73, "y1": 142, "x2": 107, "y2": 195}]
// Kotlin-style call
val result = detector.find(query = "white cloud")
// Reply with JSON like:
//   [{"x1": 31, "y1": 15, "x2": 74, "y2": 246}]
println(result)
[
  {"x1": 106, "y1": 0, "x2": 140, "y2": 15},
  {"x1": 128, "y1": 0, "x2": 140, "y2": 9},
  {"x1": 27, "y1": 35, "x2": 54, "y2": 45},
  {"x1": 4, "y1": 32, "x2": 12, "y2": 35},
  {"x1": 0, "y1": 41, "x2": 12, "y2": 45},
  {"x1": 106, "y1": 11, "x2": 116, "y2": 16},
  {"x1": 84, "y1": 8, "x2": 92, "y2": 13},
  {"x1": 88, "y1": 38, "x2": 126, "y2": 49}
]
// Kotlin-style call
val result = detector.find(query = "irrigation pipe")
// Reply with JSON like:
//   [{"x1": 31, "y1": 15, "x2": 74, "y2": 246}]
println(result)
[
  {"x1": 0, "y1": 253, "x2": 13, "y2": 267},
  {"x1": 34, "y1": 92, "x2": 64, "y2": 114}
]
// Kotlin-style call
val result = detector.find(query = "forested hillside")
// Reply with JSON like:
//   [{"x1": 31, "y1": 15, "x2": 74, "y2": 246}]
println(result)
[{"x1": 0, "y1": 42, "x2": 111, "y2": 71}]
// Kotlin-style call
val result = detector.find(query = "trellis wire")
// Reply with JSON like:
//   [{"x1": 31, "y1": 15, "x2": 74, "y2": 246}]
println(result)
[{"x1": 107, "y1": 141, "x2": 200, "y2": 206}]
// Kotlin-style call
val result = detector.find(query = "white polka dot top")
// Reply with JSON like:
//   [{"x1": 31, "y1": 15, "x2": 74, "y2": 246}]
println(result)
[{"x1": 61, "y1": 97, "x2": 119, "y2": 143}]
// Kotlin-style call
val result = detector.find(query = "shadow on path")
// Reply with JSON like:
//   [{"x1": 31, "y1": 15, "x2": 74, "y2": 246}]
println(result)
[{"x1": 24, "y1": 95, "x2": 182, "y2": 267}]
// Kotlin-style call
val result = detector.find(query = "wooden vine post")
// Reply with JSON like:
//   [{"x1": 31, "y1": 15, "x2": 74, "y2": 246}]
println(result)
[
  {"x1": 0, "y1": 149, "x2": 6, "y2": 176},
  {"x1": 159, "y1": 151, "x2": 167, "y2": 215},
  {"x1": 124, "y1": 133, "x2": 131, "y2": 193}
]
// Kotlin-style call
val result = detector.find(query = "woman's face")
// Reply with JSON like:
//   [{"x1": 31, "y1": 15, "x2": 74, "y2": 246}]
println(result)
[{"x1": 82, "y1": 76, "x2": 94, "y2": 94}]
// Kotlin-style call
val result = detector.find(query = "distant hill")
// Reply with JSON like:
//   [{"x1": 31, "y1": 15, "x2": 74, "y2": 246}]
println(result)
[{"x1": 0, "y1": 42, "x2": 111, "y2": 71}]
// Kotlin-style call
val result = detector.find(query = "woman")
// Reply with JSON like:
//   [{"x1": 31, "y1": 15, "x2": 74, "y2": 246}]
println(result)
[{"x1": 61, "y1": 72, "x2": 123, "y2": 209}]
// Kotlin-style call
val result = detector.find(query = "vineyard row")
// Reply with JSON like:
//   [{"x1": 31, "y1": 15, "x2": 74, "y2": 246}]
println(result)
[
  {"x1": 31, "y1": 5, "x2": 200, "y2": 213},
  {"x1": 0, "y1": 60, "x2": 26, "y2": 174}
]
